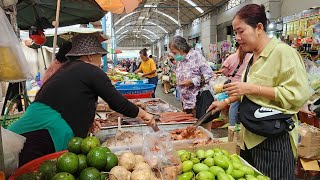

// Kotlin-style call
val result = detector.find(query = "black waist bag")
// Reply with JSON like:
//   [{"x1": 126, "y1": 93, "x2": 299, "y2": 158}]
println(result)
[
  {"x1": 239, "y1": 56, "x2": 295, "y2": 137},
  {"x1": 239, "y1": 96, "x2": 295, "y2": 137}
]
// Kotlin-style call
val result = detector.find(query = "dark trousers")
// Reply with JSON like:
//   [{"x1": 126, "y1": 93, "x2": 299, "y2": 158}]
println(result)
[
  {"x1": 240, "y1": 133, "x2": 295, "y2": 180},
  {"x1": 19, "y1": 129, "x2": 55, "y2": 167},
  {"x1": 148, "y1": 76, "x2": 158, "y2": 98}
]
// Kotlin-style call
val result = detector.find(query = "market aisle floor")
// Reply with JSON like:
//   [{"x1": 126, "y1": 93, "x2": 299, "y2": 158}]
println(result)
[{"x1": 155, "y1": 84, "x2": 182, "y2": 110}]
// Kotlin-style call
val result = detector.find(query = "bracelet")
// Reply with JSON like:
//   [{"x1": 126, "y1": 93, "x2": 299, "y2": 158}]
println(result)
[
  {"x1": 257, "y1": 86, "x2": 262, "y2": 96},
  {"x1": 224, "y1": 98, "x2": 231, "y2": 105}
]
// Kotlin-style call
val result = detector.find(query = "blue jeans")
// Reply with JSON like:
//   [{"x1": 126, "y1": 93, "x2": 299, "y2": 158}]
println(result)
[
  {"x1": 148, "y1": 76, "x2": 158, "y2": 98},
  {"x1": 229, "y1": 101, "x2": 240, "y2": 126}
]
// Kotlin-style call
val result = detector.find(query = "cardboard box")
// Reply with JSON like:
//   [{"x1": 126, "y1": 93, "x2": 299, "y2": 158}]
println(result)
[
  {"x1": 228, "y1": 126, "x2": 241, "y2": 142},
  {"x1": 174, "y1": 141, "x2": 238, "y2": 155},
  {"x1": 298, "y1": 124, "x2": 320, "y2": 160}
]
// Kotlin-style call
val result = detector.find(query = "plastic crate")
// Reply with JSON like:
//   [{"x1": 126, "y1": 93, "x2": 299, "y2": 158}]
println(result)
[
  {"x1": 116, "y1": 84, "x2": 155, "y2": 94},
  {"x1": 9, "y1": 150, "x2": 67, "y2": 180},
  {"x1": 122, "y1": 92, "x2": 153, "y2": 99}
]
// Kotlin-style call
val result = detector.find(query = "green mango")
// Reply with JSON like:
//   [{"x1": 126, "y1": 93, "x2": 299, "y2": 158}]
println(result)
[
  {"x1": 203, "y1": 158, "x2": 215, "y2": 167},
  {"x1": 178, "y1": 150, "x2": 187, "y2": 156},
  {"x1": 256, "y1": 175, "x2": 269, "y2": 180},
  {"x1": 230, "y1": 154, "x2": 242, "y2": 163},
  {"x1": 191, "y1": 152, "x2": 197, "y2": 158},
  {"x1": 214, "y1": 156, "x2": 229, "y2": 170},
  {"x1": 221, "y1": 150, "x2": 230, "y2": 158},
  {"x1": 195, "y1": 171, "x2": 215, "y2": 180},
  {"x1": 246, "y1": 175, "x2": 258, "y2": 180},
  {"x1": 239, "y1": 166, "x2": 255, "y2": 176},
  {"x1": 180, "y1": 152, "x2": 191, "y2": 162},
  {"x1": 196, "y1": 150, "x2": 206, "y2": 159},
  {"x1": 182, "y1": 160, "x2": 194, "y2": 172},
  {"x1": 193, "y1": 163, "x2": 210, "y2": 174},
  {"x1": 209, "y1": 166, "x2": 225, "y2": 176},
  {"x1": 225, "y1": 160, "x2": 233, "y2": 175},
  {"x1": 205, "y1": 149, "x2": 215, "y2": 158},
  {"x1": 213, "y1": 148, "x2": 222, "y2": 153},
  {"x1": 178, "y1": 171, "x2": 194, "y2": 180},
  {"x1": 230, "y1": 170, "x2": 245, "y2": 178},
  {"x1": 232, "y1": 161, "x2": 243, "y2": 170},
  {"x1": 217, "y1": 172, "x2": 230, "y2": 180},
  {"x1": 191, "y1": 157, "x2": 200, "y2": 164},
  {"x1": 227, "y1": 174, "x2": 235, "y2": 180}
]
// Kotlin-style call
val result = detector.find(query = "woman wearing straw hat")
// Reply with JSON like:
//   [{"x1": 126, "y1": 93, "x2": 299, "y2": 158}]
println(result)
[{"x1": 8, "y1": 33, "x2": 157, "y2": 166}]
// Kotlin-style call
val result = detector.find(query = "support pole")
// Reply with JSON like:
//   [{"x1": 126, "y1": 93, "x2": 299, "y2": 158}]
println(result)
[
  {"x1": 102, "y1": 15, "x2": 107, "y2": 72},
  {"x1": 51, "y1": 0, "x2": 61, "y2": 61}
]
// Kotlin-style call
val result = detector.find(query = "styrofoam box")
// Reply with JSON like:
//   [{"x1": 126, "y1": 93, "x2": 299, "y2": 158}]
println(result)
[{"x1": 95, "y1": 123, "x2": 213, "y2": 153}]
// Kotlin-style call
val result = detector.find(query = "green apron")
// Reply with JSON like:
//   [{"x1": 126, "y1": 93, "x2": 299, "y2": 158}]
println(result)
[{"x1": 8, "y1": 102, "x2": 74, "y2": 151}]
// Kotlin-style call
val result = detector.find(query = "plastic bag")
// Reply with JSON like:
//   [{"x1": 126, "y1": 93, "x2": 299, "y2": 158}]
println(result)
[
  {"x1": 1, "y1": 127, "x2": 26, "y2": 176},
  {"x1": 142, "y1": 130, "x2": 181, "y2": 179},
  {"x1": 209, "y1": 75, "x2": 228, "y2": 94},
  {"x1": 143, "y1": 131, "x2": 174, "y2": 168},
  {"x1": 0, "y1": 7, "x2": 32, "y2": 82}
]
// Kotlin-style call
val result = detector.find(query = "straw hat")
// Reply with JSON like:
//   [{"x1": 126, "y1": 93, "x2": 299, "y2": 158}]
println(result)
[{"x1": 66, "y1": 33, "x2": 108, "y2": 57}]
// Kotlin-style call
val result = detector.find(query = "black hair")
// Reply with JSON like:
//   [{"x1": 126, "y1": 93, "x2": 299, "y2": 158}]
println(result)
[
  {"x1": 139, "y1": 48, "x2": 148, "y2": 57},
  {"x1": 56, "y1": 42, "x2": 73, "y2": 63},
  {"x1": 149, "y1": 55, "x2": 153, "y2": 58},
  {"x1": 234, "y1": 4, "x2": 268, "y2": 32}
]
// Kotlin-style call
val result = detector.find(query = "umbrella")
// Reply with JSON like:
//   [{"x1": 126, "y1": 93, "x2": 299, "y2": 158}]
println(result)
[
  {"x1": 16, "y1": 0, "x2": 106, "y2": 30},
  {"x1": 95, "y1": 0, "x2": 142, "y2": 14}
]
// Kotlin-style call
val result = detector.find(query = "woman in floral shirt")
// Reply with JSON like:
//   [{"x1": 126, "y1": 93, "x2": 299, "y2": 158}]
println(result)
[{"x1": 169, "y1": 36, "x2": 213, "y2": 128}]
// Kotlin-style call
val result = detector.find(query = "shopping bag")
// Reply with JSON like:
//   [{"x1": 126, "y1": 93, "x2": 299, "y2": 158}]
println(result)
[
  {"x1": 1, "y1": 127, "x2": 26, "y2": 176},
  {"x1": 196, "y1": 90, "x2": 220, "y2": 122},
  {"x1": 0, "y1": 7, "x2": 32, "y2": 82}
]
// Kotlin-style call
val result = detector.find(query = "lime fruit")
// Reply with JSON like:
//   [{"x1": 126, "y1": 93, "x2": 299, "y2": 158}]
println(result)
[
  {"x1": 68, "y1": 137, "x2": 83, "y2": 154},
  {"x1": 79, "y1": 167, "x2": 101, "y2": 180},
  {"x1": 52, "y1": 172, "x2": 76, "y2": 180},
  {"x1": 87, "y1": 147, "x2": 108, "y2": 170},
  {"x1": 77, "y1": 154, "x2": 88, "y2": 174},
  {"x1": 57, "y1": 152, "x2": 79, "y2": 174},
  {"x1": 105, "y1": 152, "x2": 118, "y2": 172},
  {"x1": 81, "y1": 136, "x2": 101, "y2": 155}
]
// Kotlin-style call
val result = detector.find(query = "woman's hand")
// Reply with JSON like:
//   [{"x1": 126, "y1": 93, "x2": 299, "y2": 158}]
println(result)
[
  {"x1": 179, "y1": 79, "x2": 193, "y2": 87},
  {"x1": 141, "y1": 113, "x2": 157, "y2": 126},
  {"x1": 89, "y1": 119, "x2": 102, "y2": 133},
  {"x1": 207, "y1": 100, "x2": 228, "y2": 115},
  {"x1": 223, "y1": 82, "x2": 255, "y2": 96}
]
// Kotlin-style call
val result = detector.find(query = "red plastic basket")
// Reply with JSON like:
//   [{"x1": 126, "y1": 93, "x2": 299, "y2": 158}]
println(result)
[
  {"x1": 122, "y1": 91, "x2": 153, "y2": 99},
  {"x1": 9, "y1": 150, "x2": 67, "y2": 180}
]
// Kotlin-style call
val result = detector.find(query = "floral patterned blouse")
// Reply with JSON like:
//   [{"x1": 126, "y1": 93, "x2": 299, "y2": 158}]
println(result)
[{"x1": 176, "y1": 49, "x2": 213, "y2": 109}]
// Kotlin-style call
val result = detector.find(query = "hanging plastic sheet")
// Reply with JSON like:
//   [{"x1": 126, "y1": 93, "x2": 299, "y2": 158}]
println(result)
[{"x1": 0, "y1": 7, "x2": 32, "y2": 82}]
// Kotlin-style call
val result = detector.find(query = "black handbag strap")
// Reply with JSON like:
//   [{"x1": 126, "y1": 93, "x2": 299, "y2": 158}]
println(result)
[
  {"x1": 243, "y1": 56, "x2": 254, "y2": 82},
  {"x1": 231, "y1": 63, "x2": 241, "y2": 77},
  {"x1": 231, "y1": 53, "x2": 247, "y2": 77}
]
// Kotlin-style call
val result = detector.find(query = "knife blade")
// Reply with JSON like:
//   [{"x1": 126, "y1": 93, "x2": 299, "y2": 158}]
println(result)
[
  {"x1": 150, "y1": 123, "x2": 160, "y2": 132},
  {"x1": 194, "y1": 109, "x2": 214, "y2": 128}
]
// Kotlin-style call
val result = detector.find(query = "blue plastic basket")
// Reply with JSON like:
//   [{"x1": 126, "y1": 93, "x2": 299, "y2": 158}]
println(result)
[
  {"x1": 114, "y1": 80, "x2": 144, "y2": 86},
  {"x1": 116, "y1": 84, "x2": 155, "y2": 94}
]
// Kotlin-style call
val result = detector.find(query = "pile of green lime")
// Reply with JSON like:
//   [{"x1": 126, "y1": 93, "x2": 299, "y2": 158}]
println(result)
[
  {"x1": 16, "y1": 136, "x2": 118, "y2": 180},
  {"x1": 177, "y1": 148, "x2": 269, "y2": 180}
]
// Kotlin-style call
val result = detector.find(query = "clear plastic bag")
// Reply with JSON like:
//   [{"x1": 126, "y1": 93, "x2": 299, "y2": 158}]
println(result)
[
  {"x1": 0, "y1": 7, "x2": 32, "y2": 82},
  {"x1": 143, "y1": 131, "x2": 174, "y2": 168},
  {"x1": 1, "y1": 127, "x2": 26, "y2": 176},
  {"x1": 142, "y1": 130, "x2": 181, "y2": 179},
  {"x1": 209, "y1": 75, "x2": 228, "y2": 94}
]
